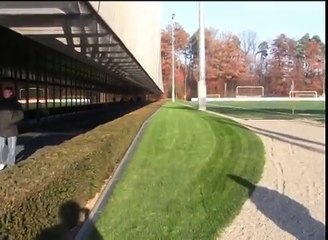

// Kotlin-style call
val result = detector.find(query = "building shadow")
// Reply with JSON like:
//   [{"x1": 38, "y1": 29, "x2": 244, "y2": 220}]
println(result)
[
  {"x1": 36, "y1": 200, "x2": 103, "y2": 240},
  {"x1": 15, "y1": 103, "x2": 146, "y2": 163},
  {"x1": 227, "y1": 174, "x2": 325, "y2": 240}
]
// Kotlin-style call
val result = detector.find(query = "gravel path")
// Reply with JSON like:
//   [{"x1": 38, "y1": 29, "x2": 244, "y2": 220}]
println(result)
[{"x1": 209, "y1": 111, "x2": 325, "y2": 240}]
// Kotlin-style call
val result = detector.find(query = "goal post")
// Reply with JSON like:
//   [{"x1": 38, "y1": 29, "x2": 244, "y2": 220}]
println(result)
[
  {"x1": 236, "y1": 86, "x2": 264, "y2": 98},
  {"x1": 289, "y1": 91, "x2": 318, "y2": 98}
]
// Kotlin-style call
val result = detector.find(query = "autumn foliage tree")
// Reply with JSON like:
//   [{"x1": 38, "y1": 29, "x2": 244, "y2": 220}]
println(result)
[
  {"x1": 267, "y1": 34, "x2": 296, "y2": 95},
  {"x1": 161, "y1": 22, "x2": 189, "y2": 98},
  {"x1": 189, "y1": 29, "x2": 252, "y2": 97},
  {"x1": 266, "y1": 33, "x2": 325, "y2": 96},
  {"x1": 303, "y1": 36, "x2": 325, "y2": 92},
  {"x1": 161, "y1": 23, "x2": 325, "y2": 98}
]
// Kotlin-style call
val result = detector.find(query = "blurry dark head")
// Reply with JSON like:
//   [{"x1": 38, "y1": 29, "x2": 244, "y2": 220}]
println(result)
[
  {"x1": 59, "y1": 201, "x2": 81, "y2": 228},
  {"x1": 227, "y1": 174, "x2": 256, "y2": 194},
  {"x1": 3, "y1": 87, "x2": 14, "y2": 99}
]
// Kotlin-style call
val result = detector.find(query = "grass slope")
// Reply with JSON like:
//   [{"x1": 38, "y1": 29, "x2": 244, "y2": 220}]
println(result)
[{"x1": 92, "y1": 102, "x2": 265, "y2": 240}]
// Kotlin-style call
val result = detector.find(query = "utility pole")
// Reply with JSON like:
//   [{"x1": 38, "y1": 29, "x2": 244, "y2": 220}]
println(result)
[
  {"x1": 198, "y1": 1, "x2": 206, "y2": 110},
  {"x1": 171, "y1": 13, "x2": 175, "y2": 102}
]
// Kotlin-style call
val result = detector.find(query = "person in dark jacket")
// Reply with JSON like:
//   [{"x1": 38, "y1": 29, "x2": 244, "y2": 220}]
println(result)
[{"x1": 0, "y1": 86, "x2": 24, "y2": 170}]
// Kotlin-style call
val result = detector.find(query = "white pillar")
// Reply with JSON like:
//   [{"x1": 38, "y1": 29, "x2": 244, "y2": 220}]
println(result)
[
  {"x1": 171, "y1": 13, "x2": 175, "y2": 102},
  {"x1": 184, "y1": 54, "x2": 187, "y2": 101},
  {"x1": 198, "y1": 2, "x2": 206, "y2": 110},
  {"x1": 224, "y1": 82, "x2": 227, "y2": 97}
]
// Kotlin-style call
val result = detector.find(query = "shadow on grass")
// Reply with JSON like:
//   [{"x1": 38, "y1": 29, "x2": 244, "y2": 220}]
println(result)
[
  {"x1": 207, "y1": 106, "x2": 325, "y2": 121},
  {"x1": 204, "y1": 116, "x2": 325, "y2": 154},
  {"x1": 162, "y1": 104, "x2": 196, "y2": 111},
  {"x1": 36, "y1": 201, "x2": 103, "y2": 240},
  {"x1": 228, "y1": 174, "x2": 325, "y2": 240}
]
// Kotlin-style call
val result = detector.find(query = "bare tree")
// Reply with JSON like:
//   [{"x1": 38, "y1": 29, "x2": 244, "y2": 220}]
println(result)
[{"x1": 239, "y1": 30, "x2": 258, "y2": 58}]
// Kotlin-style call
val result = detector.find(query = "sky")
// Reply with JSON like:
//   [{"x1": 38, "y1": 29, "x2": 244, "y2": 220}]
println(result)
[{"x1": 161, "y1": 1, "x2": 325, "y2": 43}]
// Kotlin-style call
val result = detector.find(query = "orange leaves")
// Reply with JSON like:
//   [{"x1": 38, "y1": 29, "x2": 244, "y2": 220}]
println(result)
[
  {"x1": 161, "y1": 23, "x2": 189, "y2": 97},
  {"x1": 305, "y1": 40, "x2": 324, "y2": 72},
  {"x1": 161, "y1": 23, "x2": 324, "y2": 98},
  {"x1": 189, "y1": 28, "x2": 254, "y2": 95},
  {"x1": 211, "y1": 32, "x2": 250, "y2": 83},
  {"x1": 267, "y1": 33, "x2": 324, "y2": 95}
]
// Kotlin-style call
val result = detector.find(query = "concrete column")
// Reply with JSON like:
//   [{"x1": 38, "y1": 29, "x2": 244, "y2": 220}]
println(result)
[{"x1": 198, "y1": 1, "x2": 206, "y2": 110}]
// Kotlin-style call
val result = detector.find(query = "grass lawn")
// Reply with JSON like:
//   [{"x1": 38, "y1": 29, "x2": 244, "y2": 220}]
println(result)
[
  {"x1": 91, "y1": 102, "x2": 265, "y2": 240},
  {"x1": 199, "y1": 101, "x2": 325, "y2": 122}
]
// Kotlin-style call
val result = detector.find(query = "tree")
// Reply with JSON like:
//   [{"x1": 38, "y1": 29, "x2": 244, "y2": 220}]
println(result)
[
  {"x1": 292, "y1": 34, "x2": 325, "y2": 93},
  {"x1": 189, "y1": 29, "x2": 251, "y2": 96},
  {"x1": 160, "y1": 23, "x2": 190, "y2": 98},
  {"x1": 189, "y1": 28, "x2": 221, "y2": 94},
  {"x1": 268, "y1": 34, "x2": 297, "y2": 95},
  {"x1": 161, "y1": 22, "x2": 325, "y2": 97},
  {"x1": 295, "y1": 33, "x2": 310, "y2": 76},
  {"x1": 239, "y1": 30, "x2": 259, "y2": 86},
  {"x1": 256, "y1": 41, "x2": 269, "y2": 87},
  {"x1": 239, "y1": 30, "x2": 258, "y2": 58},
  {"x1": 303, "y1": 37, "x2": 324, "y2": 92}
]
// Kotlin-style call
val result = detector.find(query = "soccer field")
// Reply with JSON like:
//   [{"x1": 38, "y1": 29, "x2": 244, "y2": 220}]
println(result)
[{"x1": 195, "y1": 100, "x2": 325, "y2": 122}]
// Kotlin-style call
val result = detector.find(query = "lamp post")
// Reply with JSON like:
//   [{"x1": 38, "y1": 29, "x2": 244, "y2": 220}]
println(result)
[
  {"x1": 171, "y1": 13, "x2": 175, "y2": 102},
  {"x1": 184, "y1": 51, "x2": 187, "y2": 101},
  {"x1": 198, "y1": 1, "x2": 206, "y2": 110}
]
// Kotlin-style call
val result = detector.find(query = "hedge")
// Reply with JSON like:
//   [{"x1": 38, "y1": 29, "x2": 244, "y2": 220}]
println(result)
[{"x1": 0, "y1": 100, "x2": 164, "y2": 240}]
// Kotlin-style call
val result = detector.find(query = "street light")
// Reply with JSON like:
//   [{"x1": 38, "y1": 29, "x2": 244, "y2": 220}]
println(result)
[
  {"x1": 184, "y1": 51, "x2": 188, "y2": 101},
  {"x1": 198, "y1": 1, "x2": 206, "y2": 110},
  {"x1": 171, "y1": 13, "x2": 175, "y2": 102}
]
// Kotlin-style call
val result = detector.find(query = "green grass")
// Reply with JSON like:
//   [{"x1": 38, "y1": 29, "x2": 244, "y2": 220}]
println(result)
[
  {"x1": 92, "y1": 102, "x2": 265, "y2": 240},
  {"x1": 197, "y1": 101, "x2": 325, "y2": 122}
]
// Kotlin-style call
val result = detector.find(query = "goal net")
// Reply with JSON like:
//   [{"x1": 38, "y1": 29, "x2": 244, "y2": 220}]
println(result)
[
  {"x1": 236, "y1": 86, "x2": 264, "y2": 98},
  {"x1": 289, "y1": 91, "x2": 318, "y2": 98}
]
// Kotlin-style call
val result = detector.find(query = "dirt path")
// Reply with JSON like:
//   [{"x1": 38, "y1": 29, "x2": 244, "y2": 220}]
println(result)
[{"x1": 211, "y1": 113, "x2": 325, "y2": 240}]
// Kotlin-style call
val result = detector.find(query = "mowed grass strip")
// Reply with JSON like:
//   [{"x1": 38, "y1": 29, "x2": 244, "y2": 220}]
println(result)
[
  {"x1": 203, "y1": 101, "x2": 325, "y2": 121},
  {"x1": 92, "y1": 102, "x2": 265, "y2": 240}
]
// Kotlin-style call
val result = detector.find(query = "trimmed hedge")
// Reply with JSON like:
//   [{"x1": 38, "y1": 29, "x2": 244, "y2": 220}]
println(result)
[{"x1": 0, "y1": 101, "x2": 163, "y2": 240}]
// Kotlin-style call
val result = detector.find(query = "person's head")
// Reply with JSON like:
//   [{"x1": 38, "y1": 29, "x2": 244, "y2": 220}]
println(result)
[
  {"x1": 59, "y1": 201, "x2": 81, "y2": 228},
  {"x1": 3, "y1": 87, "x2": 14, "y2": 99}
]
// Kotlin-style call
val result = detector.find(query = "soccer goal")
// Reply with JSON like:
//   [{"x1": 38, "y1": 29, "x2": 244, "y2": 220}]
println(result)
[
  {"x1": 289, "y1": 90, "x2": 318, "y2": 98},
  {"x1": 236, "y1": 86, "x2": 264, "y2": 98}
]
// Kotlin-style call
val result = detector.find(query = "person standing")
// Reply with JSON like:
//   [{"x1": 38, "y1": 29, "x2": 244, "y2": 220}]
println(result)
[{"x1": 0, "y1": 86, "x2": 24, "y2": 170}]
